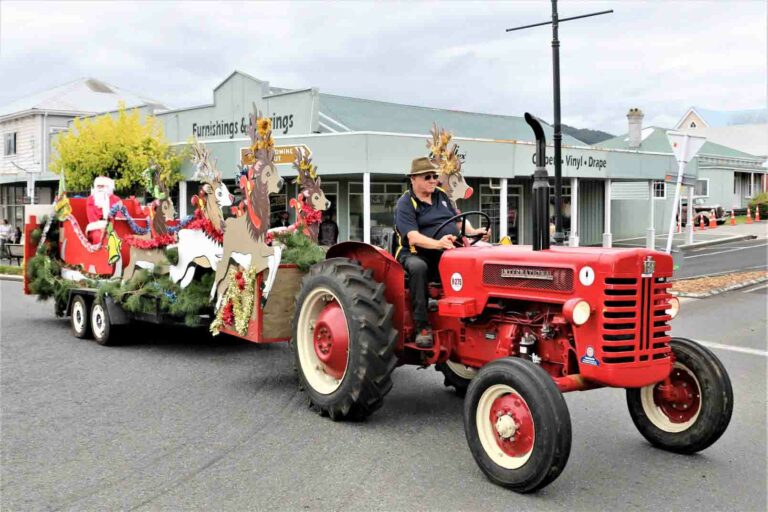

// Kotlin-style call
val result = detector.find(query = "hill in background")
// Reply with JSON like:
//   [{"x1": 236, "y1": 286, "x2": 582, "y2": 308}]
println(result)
[{"x1": 560, "y1": 124, "x2": 614, "y2": 145}]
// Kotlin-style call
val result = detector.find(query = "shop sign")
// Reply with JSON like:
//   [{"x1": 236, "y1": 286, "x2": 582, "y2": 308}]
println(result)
[
  {"x1": 192, "y1": 112, "x2": 296, "y2": 139},
  {"x1": 240, "y1": 144, "x2": 311, "y2": 166},
  {"x1": 530, "y1": 152, "x2": 607, "y2": 171}
]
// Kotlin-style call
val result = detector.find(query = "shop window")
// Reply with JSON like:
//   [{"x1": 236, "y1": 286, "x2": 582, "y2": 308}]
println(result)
[
  {"x1": 694, "y1": 179, "x2": 709, "y2": 197},
  {"x1": 4, "y1": 132, "x2": 17, "y2": 156},
  {"x1": 479, "y1": 184, "x2": 524, "y2": 244},
  {"x1": 348, "y1": 181, "x2": 405, "y2": 243},
  {"x1": 653, "y1": 180, "x2": 666, "y2": 199}
]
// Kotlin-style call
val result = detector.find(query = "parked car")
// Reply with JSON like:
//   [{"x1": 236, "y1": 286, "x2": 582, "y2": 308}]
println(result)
[{"x1": 678, "y1": 197, "x2": 727, "y2": 226}]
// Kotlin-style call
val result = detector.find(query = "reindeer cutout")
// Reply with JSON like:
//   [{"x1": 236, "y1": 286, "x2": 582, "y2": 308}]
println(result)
[
  {"x1": 427, "y1": 123, "x2": 473, "y2": 206},
  {"x1": 170, "y1": 140, "x2": 234, "y2": 288},
  {"x1": 123, "y1": 167, "x2": 176, "y2": 282},
  {"x1": 211, "y1": 109, "x2": 284, "y2": 305},
  {"x1": 269, "y1": 147, "x2": 331, "y2": 243}
]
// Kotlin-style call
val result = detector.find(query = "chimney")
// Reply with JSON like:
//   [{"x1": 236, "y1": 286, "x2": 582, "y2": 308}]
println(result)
[{"x1": 627, "y1": 108, "x2": 644, "y2": 149}]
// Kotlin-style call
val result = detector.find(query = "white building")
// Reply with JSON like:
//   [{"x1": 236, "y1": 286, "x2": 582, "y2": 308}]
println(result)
[{"x1": 0, "y1": 78, "x2": 166, "y2": 227}]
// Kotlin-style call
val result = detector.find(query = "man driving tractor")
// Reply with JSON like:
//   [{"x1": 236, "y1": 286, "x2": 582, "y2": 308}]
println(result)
[{"x1": 394, "y1": 157, "x2": 487, "y2": 348}]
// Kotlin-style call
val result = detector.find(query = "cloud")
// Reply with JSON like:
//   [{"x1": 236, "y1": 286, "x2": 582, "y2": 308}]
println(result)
[{"x1": 1, "y1": 0, "x2": 765, "y2": 135}]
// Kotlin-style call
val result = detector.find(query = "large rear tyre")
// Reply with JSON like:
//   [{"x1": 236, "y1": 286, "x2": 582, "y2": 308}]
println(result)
[
  {"x1": 70, "y1": 295, "x2": 90, "y2": 339},
  {"x1": 291, "y1": 258, "x2": 397, "y2": 421},
  {"x1": 436, "y1": 360, "x2": 477, "y2": 397},
  {"x1": 626, "y1": 337, "x2": 733, "y2": 454},
  {"x1": 464, "y1": 358, "x2": 572, "y2": 493}
]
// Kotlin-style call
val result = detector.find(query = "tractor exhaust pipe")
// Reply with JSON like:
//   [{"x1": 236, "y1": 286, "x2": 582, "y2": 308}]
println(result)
[{"x1": 525, "y1": 113, "x2": 550, "y2": 251}]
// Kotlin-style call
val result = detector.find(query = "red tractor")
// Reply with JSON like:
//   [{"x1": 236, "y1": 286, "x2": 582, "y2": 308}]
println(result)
[{"x1": 289, "y1": 115, "x2": 733, "y2": 493}]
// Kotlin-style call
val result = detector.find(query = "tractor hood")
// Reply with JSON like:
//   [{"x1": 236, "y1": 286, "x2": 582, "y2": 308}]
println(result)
[{"x1": 438, "y1": 244, "x2": 673, "y2": 313}]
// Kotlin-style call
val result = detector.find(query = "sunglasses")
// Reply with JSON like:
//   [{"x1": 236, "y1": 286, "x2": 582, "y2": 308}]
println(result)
[{"x1": 421, "y1": 174, "x2": 440, "y2": 181}]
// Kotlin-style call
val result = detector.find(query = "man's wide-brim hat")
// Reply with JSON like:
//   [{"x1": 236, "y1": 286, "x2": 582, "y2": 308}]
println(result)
[{"x1": 408, "y1": 157, "x2": 439, "y2": 176}]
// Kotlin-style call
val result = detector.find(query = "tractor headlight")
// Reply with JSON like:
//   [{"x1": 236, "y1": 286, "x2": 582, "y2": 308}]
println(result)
[
  {"x1": 666, "y1": 296, "x2": 680, "y2": 319},
  {"x1": 564, "y1": 298, "x2": 592, "y2": 326}
]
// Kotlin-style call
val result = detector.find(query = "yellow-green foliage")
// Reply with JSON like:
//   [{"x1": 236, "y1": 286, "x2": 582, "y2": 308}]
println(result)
[{"x1": 50, "y1": 104, "x2": 184, "y2": 193}]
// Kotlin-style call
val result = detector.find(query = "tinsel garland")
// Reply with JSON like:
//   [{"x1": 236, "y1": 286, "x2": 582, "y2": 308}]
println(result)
[
  {"x1": 36, "y1": 204, "x2": 56, "y2": 250},
  {"x1": 124, "y1": 233, "x2": 177, "y2": 249},
  {"x1": 183, "y1": 209, "x2": 224, "y2": 243},
  {"x1": 107, "y1": 203, "x2": 194, "y2": 235},
  {"x1": 64, "y1": 214, "x2": 106, "y2": 253},
  {"x1": 209, "y1": 265, "x2": 258, "y2": 336}
]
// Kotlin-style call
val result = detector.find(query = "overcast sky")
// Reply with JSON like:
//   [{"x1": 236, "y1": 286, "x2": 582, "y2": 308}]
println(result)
[{"x1": 0, "y1": 1, "x2": 765, "y2": 134}]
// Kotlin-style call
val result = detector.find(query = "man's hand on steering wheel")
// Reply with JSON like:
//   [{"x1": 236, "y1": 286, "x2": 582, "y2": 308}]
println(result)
[
  {"x1": 436, "y1": 234, "x2": 457, "y2": 250},
  {"x1": 433, "y1": 211, "x2": 492, "y2": 248}
]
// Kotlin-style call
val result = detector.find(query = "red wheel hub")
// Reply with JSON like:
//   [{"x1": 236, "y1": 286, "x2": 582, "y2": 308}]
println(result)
[
  {"x1": 313, "y1": 301, "x2": 349, "y2": 380},
  {"x1": 489, "y1": 392, "x2": 534, "y2": 457},
  {"x1": 653, "y1": 367, "x2": 701, "y2": 423}
]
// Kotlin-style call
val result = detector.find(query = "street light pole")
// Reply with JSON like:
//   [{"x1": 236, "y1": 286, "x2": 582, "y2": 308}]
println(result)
[{"x1": 507, "y1": 2, "x2": 613, "y2": 245}]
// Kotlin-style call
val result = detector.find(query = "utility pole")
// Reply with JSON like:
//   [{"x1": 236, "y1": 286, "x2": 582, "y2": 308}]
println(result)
[{"x1": 507, "y1": 2, "x2": 612, "y2": 245}]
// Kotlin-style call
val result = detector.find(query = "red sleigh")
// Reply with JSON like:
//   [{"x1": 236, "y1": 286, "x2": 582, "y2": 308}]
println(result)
[{"x1": 59, "y1": 197, "x2": 150, "y2": 276}]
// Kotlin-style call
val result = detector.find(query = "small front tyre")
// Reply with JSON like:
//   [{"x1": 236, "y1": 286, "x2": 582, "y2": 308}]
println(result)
[
  {"x1": 626, "y1": 337, "x2": 733, "y2": 454},
  {"x1": 436, "y1": 360, "x2": 477, "y2": 397},
  {"x1": 464, "y1": 358, "x2": 572, "y2": 493}
]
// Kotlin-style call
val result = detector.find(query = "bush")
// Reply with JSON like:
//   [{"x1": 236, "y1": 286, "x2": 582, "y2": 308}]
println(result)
[{"x1": 749, "y1": 191, "x2": 768, "y2": 218}]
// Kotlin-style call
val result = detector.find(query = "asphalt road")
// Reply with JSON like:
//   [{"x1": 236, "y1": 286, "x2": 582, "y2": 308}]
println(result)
[
  {"x1": 677, "y1": 237, "x2": 768, "y2": 279},
  {"x1": 1, "y1": 280, "x2": 766, "y2": 511}
]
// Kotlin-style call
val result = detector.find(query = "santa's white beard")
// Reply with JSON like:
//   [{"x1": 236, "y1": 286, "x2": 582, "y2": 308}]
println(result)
[{"x1": 92, "y1": 188, "x2": 112, "y2": 218}]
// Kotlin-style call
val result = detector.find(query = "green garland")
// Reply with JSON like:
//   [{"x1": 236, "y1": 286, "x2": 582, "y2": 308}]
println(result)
[
  {"x1": 27, "y1": 253, "x2": 92, "y2": 316},
  {"x1": 275, "y1": 231, "x2": 326, "y2": 271},
  {"x1": 209, "y1": 264, "x2": 259, "y2": 336}
]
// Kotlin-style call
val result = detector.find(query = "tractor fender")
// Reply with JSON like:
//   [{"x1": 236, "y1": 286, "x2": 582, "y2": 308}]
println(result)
[{"x1": 326, "y1": 242, "x2": 408, "y2": 348}]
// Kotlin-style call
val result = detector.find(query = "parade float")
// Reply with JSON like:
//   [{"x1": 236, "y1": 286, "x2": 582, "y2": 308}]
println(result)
[{"x1": 24, "y1": 109, "x2": 327, "y2": 345}]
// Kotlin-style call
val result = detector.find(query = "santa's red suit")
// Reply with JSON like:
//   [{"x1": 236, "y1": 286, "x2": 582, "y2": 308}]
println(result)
[{"x1": 85, "y1": 177, "x2": 121, "y2": 244}]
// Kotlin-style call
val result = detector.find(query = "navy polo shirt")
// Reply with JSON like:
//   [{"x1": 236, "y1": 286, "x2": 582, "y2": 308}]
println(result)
[{"x1": 394, "y1": 188, "x2": 458, "y2": 258}]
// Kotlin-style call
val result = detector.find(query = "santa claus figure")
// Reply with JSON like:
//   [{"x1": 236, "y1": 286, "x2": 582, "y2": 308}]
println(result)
[{"x1": 85, "y1": 176, "x2": 121, "y2": 243}]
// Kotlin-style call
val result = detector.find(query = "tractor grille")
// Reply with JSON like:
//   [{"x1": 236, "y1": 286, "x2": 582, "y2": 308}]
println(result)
[
  {"x1": 600, "y1": 277, "x2": 672, "y2": 364},
  {"x1": 483, "y1": 264, "x2": 573, "y2": 292}
]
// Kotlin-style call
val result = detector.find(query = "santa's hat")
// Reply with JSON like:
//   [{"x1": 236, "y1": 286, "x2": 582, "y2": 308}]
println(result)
[{"x1": 94, "y1": 176, "x2": 115, "y2": 189}]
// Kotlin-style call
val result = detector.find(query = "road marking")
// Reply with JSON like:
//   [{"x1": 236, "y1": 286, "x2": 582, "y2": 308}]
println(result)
[
  {"x1": 684, "y1": 242, "x2": 768, "y2": 259},
  {"x1": 696, "y1": 340, "x2": 768, "y2": 357},
  {"x1": 742, "y1": 283, "x2": 768, "y2": 293}
]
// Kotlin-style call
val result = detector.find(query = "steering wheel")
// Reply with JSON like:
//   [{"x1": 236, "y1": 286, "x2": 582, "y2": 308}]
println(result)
[{"x1": 433, "y1": 211, "x2": 492, "y2": 247}]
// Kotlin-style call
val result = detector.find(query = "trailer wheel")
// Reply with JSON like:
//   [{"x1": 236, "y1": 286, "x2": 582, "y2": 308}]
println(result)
[
  {"x1": 436, "y1": 360, "x2": 477, "y2": 396},
  {"x1": 70, "y1": 295, "x2": 90, "y2": 339},
  {"x1": 292, "y1": 258, "x2": 397, "y2": 421},
  {"x1": 464, "y1": 358, "x2": 572, "y2": 493},
  {"x1": 91, "y1": 301, "x2": 119, "y2": 346},
  {"x1": 626, "y1": 337, "x2": 733, "y2": 454}
]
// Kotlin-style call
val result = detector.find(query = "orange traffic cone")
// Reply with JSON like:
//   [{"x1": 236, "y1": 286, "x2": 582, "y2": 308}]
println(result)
[
  {"x1": 709, "y1": 210, "x2": 717, "y2": 228},
  {"x1": 756, "y1": 207, "x2": 761, "y2": 222},
  {"x1": 699, "y1": 214, "x2": 707, "y2": 230},
  {"x1": 730, "y1": 209, "x2": 736, "y2": 226},
  {"x1": 746, "y1": 207, "x2": 753, "y2": 224}
]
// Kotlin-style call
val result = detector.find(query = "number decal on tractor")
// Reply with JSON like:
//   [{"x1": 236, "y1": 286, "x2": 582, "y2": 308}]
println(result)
[{"x1": 451, "y1": 272, "x2": 463, "y2": 291}]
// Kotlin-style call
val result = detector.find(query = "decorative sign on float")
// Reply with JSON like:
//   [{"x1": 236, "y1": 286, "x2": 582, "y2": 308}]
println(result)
[{"x1": 240, "y1": 144, "x2": 312, "y2": 166}]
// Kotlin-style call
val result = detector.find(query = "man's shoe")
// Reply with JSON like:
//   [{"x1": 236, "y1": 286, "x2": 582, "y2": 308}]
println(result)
[{"x1": 415, "y1": 328, "x2": 434, "y2": 348}]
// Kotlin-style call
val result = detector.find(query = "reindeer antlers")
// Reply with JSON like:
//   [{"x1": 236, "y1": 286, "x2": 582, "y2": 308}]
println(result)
[
  {"x1": 242, "y1": 104, "x2": 275, "y2": 166},
  {"x1": 191, "y1": 139, "x2": 221, "y2": 184},
  {"x1": 292, "y1": 147, "x2": 318, "y2": 186},
  {"x1": 427, "y1": 122, "x2": 462, "y2": 176}
]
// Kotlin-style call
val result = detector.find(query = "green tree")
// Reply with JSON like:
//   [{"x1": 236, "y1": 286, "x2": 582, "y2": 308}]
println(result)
[{"x1": 50, "y1": 105, "x2": 183, "y2": 193}]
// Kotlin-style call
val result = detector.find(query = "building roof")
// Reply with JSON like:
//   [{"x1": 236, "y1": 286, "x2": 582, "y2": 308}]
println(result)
[
  {"x1": 0, "y1": 78, "x2": 168, "y2": 120},
  {"x1": 678, "y1": 106, "x2": 768, "y2": 128},
  {"x1": 594, "y1": 126, "x2": 763, "y2": 160},
  {"x1": 318, "y1": 93, "x2": 587, "y2": 145}
]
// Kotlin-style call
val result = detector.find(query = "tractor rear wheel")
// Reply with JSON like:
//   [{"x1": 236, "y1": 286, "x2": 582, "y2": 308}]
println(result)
[
  {"x1": 292, "y1": 258, "x2": 397, "y2": 421},
  {"x1": 626, "y1": 337, "x2": 733, "y2": 454},
  {"x1": 464, "y1": 358, "x2": 572, "y2": 493},
  {"x1": 436, "y1": 360, "x2": 477, "y2": 397}
]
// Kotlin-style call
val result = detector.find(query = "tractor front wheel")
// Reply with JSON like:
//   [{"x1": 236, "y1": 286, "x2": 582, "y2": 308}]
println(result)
[
  {"x1": 626, "y1": 337, "x2": 733, "y2": 454},
  {"x1": 464, "y1": 358, "x2": 572, "y2": 493},
  {"x1": 292, "y1": 258, "x2": 397, "y2": 421}
]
